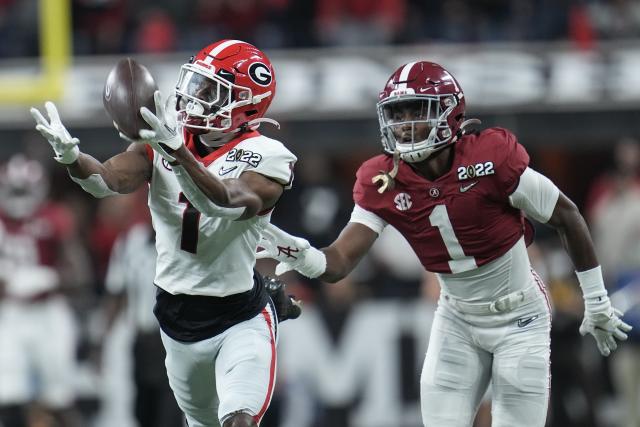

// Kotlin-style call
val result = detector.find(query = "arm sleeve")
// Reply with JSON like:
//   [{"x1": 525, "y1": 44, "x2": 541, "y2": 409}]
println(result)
[
  {"x1": 349, "y1": 204, "x2": 387, "y2": 235},
  {"x1": 172, "y1": 165, "x2": 245, "y2": 219},
  {"x1": 509, "y1": 167, "x2": 560, "y2": 223}
]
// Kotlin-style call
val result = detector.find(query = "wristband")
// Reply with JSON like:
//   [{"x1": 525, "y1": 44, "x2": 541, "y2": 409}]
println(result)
[
  {"x1": 69, "y1": 173, "x2": 119, "y2": 198},
  {"x1": 576, "y1": 265, "x2": 607, "y2": 300},
  {"x1": 297, "y1": 247, "x2": 327, "y2": 279}
]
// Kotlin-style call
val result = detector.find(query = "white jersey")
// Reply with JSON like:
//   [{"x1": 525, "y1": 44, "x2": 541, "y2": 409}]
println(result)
[{"x1": 148, "y1": 131, "x2": 296, "y2": 297}]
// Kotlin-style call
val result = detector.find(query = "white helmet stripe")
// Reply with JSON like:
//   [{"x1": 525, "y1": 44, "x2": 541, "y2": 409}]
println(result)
[
  {"x1": 397, "y1": 61, "x2": 417, "y2": 90},
  {"x1": 204, "y1": 39, "x2": 243, "y2": 64}
]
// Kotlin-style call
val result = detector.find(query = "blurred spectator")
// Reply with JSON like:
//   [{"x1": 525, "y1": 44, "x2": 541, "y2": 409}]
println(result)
[
  {"x1": 588, "y1": 0, "x2": 640, "y2": 40},
  {"x1": 73, "y1": 0, "x2": 129, "y2": 55},
  {"x1": 0, "y1": 0, "x2": 38, "y2": 57},
  {"x1": 0, "y1": 154, "x2": 90, "y2": 427},
  {"x1": 99, "y1": 200, "x2": 183, "y2": 427},
  {"x1": 314, "y1": 0, "x2": 406, "y2": 46},
  {"x1": 588, "y1": 138, "x2": 640, "y2": 427},
  {"x1": 133, "y1": 8, "x2": 177, "y2": 53},
  {"x1": 587, "y1": 137, "x2": 640, "y2": 277}
]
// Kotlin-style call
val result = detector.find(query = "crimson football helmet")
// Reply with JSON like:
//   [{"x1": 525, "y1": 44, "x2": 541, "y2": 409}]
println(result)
[
  {"x1": 0, "y1": 154, "x2": 48, "y2": 219},
  {"x1": 377, "y1": 61, "x2": 466, "y2": 163},
  {"x1": 175, "y1": 39, "x2": 277, "y2": 139}
]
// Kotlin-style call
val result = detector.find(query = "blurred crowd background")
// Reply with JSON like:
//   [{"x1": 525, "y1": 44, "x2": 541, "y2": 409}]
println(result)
[{"x1": 2, "y1": 1, "x2": 640, "y2": 427}]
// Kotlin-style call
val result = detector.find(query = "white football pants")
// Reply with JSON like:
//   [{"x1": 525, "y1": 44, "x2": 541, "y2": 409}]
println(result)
[
  {"x1": 421, "y1": 283, "x2": 551, "y2": 427},
  {"x1": 161, "y1": 304, "x2": 277, "y2": 427},
  {"x1": 0, "y1": 297, "x2": 78, "y2": 408}
]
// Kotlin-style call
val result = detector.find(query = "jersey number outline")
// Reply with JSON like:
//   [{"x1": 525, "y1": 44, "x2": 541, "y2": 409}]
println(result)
[
  {"x1": 428, "y1": 205, "x2": 477, "y2": 273},
  {"x1": 178, "y1": 193, "x2": 201, "y2": 254}
]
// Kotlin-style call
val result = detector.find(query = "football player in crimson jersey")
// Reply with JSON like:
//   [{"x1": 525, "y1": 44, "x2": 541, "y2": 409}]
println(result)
[
  {"x1": 0, "y1": 155, "x2": 86, "y2": 427},
  {"x1": 30, "y1": 40, "x2": 300, "y2": 427},
  {"x1": 257, "y1": 61, "x2": 631, "y2": 427}
]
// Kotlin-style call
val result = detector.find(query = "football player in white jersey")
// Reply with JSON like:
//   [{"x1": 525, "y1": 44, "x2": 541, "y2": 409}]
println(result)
[{"x1": 31, "y1": 40, "x2": 298, "y2": 427}]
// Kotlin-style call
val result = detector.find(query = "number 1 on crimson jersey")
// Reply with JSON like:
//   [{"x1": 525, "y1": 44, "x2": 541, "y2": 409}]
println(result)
[{"x1": 429, "y1": 205, "x2": 477, "y2": 273}]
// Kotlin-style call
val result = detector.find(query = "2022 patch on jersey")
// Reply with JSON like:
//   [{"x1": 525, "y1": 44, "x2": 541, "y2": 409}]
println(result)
[{"x1": 354, "y1": 127, "x2": 529, "y2": 274}]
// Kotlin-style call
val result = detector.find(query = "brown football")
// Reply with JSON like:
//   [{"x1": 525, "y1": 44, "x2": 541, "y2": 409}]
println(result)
[{"x1": 103, "y1": 58, "x2": 158, "y2": 139}]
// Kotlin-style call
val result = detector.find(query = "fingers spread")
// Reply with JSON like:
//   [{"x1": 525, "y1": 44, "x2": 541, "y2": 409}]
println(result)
[
  {"x1": 618, "y1": 320, "x2": 633, "y2": 332},
  {"x1": 30, "y1": 108, "x2": 49, "y2": 126},
  {"x1": 140, "y1": 107, "x2": 161, "y2": 128},
  {"x1": 44, "y1": 101, "x2": 61, "y2": 124},
  {"x1": 153, "y1": 90, "x2": 165, "y2": 118}
]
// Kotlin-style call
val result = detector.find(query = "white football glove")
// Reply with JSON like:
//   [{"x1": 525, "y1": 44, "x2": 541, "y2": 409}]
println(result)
[
  {"x1": 256, "y1": 223, "x2": 327, "y2": 278},
  {"x1": 30, "y1": 102, "x2": 80, "y2": 164},
  {"x1": 119, "y1": 90, "x2": 182, "y2": 162},
  {"x1": 580, "y1": 297, "x2": 632, "y2": 356}
]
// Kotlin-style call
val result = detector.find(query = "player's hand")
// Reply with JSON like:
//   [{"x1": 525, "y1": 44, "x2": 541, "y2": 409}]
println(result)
[
  {"x1": 579, "y1": 297, "x2": 632, "y2": 356},
  {"x1": 256, "y1": 223, "x2": 326, "y2": 278},
  {"x1": 263, "y1": 275, "x2": 302, "y2": 322},
  {"x1": 30, "y1": 102, "x2": 80, "y2": 164},
  {"x1": 122, "y1": 90, "x2": 182, "y2": 162}
]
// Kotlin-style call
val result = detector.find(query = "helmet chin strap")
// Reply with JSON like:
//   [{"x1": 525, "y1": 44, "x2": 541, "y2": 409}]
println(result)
[
  {"x1": 197, "y1": 117, "x2": 281, "y2": 147},
  {"x1": 247, "y1": 117, "x2": 280, "y2": 130},
  {"x1": 199, "y1": 129, "x2": 238, "y2": 147}
]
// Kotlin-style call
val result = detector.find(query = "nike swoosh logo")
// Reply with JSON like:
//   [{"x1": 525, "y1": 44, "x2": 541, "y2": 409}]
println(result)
[
  {"x1": 517, "y1": 315, "x2": 539, "y2": 328},
  {"x1": 218, "y1": 165, "x2": 238, "y2": 176},
  {"x1": 459, "y1": 181, "x2": 479, "y2": 193}
]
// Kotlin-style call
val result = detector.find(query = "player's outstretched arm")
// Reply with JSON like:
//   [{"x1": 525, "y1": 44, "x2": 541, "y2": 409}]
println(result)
[
  {"x1": 133, "y1": 90, "x2": 273, "y2": 219},
  {"x1": 546, "y1": 192, "x2": 632, "y2": 356},
  {"x1": 171, "y1": 148, "x2": 276, "y2": 219},
  {"x1": 257, "y1": 222, "x2": 378, "y2": 282},
  {"x1": 30, "y1": 102, "x2": 151, "y2": 197}
]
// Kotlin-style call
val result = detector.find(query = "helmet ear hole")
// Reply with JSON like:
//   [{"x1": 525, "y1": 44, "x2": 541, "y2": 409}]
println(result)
[{"x1": 246, "y1": 109, "x2": 258, "y2": 117}]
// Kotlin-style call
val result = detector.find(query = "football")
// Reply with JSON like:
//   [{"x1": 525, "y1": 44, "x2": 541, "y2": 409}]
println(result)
[{"x1": 103, "y1": 58, "x2": 158, "y2": 139}]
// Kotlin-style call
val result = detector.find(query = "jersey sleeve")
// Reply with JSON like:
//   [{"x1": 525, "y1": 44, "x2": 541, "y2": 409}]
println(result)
[
  {"x1": 489, "y1": 128, "x2": 530, "y2": 197},
  {"x1": 249, "y1": 138, "x2": 297, "y2": 189},
  {"x1": 509, "y1": 167, "x2": 560, "y2": 223},
  {"x1": 353, "y1": 156, "x2": 385, "y2": 212},
  {"x1": 349, "y1": 204, "x2": 387, "y2": 235}
]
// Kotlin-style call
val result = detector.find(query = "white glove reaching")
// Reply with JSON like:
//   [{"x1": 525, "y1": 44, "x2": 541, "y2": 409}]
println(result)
[
  {"x1": 580, "y1": 297, "x2": 632, "y2": 356},
  {"x1": 30, "y1": 102, "x2": 80, "y2": 164},
  {"x1": 119, "y1": 90, "x2": 182, "y2": 162},
  {"x1": 256, "y1": 223, "x2": 327, "y2": 278}
]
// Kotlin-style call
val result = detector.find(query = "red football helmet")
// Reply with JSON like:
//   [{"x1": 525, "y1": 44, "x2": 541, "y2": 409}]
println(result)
[
  {"x1": 0, "y1": 154, "x2": 48, "y2": 219},
  {"x1": 175, "y1": 39, "x2": 277, "y2": 138},
  {"x1": 377, "y1": 61, "x2": 466, "y2": 163}
]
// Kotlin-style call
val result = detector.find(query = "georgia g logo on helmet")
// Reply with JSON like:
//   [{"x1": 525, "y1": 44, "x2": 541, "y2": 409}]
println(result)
[{"x1": 248, "y1": 62, "x2": 273, "y2": 87}]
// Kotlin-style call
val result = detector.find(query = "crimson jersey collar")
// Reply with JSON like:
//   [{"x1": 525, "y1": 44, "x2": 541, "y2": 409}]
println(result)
[
  {"x1": 184, "y1": 130, "x2": 261, "y2": 167},
  {"x1": 399, "y1": 142, "x2": 462, "y2": 185}
]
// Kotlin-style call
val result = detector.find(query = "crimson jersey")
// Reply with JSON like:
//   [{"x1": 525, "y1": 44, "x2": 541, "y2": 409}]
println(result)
[
  {"x1": 354, "y1": 128, "x2": 529, "y2": 274},
  {"x1": 0, "y1": 203, "x2": 73, "y2": 267},
  {"x1": 0, "y1": 203, "x2": 74, "y2": 296}
]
